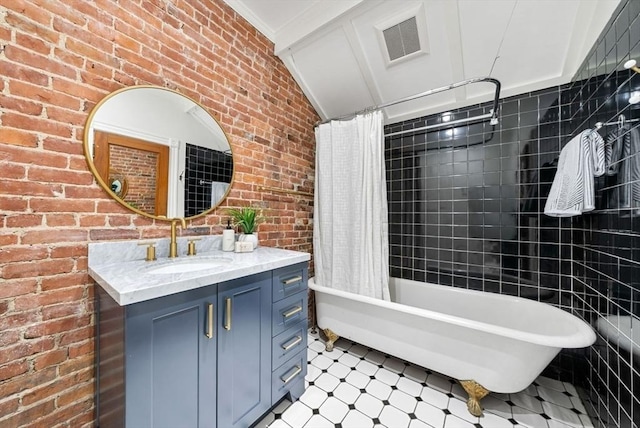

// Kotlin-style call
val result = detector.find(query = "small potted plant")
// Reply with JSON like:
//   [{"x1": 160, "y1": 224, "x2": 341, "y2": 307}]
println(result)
[{"x1": 227, "y1": 206, "x2": 264, "y2": 249}]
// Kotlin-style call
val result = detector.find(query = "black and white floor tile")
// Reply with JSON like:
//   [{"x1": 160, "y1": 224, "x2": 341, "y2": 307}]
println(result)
[{"x1": 255, "y1": 330, "x2": 594, "y2": 428}]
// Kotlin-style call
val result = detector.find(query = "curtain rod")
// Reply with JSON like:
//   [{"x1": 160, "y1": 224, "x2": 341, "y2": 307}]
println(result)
[
  {"x1": 384, "y1": 112, "x2": 495, "y2": 138},
  {"x1": 316, "y1": 77, "x2": 501, "y2": 127}
]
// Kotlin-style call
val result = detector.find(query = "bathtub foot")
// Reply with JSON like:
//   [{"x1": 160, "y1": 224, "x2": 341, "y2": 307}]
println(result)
[
  {"x1": 459, "y1": 380, "x2": 489, "y2": 417},
  {"x1": 322, "y1": 328, "x2": 339, "y2": 352}
]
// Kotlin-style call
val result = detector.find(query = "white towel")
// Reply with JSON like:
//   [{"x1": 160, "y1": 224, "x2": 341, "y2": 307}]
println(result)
[
  {"x1": 544, "y1": 129, "x2": 605, "y2": 217},
  {"x1": 211, "y1": 181, "x2": 229, "y2": 204}
]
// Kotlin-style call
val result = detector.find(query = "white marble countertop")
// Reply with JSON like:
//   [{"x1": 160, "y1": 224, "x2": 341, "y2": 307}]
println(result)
[{"x1": 88, "y1": 237, "x2": 310, "y2": 306}]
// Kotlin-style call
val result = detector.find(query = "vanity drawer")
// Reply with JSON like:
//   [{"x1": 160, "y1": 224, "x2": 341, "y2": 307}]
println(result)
[
  {"x1": 272, "y1": 352, "x2": 307, "y2": 403},
  {"x1": 272, "y1": 320, "x2": 307, "y2": 370},
  {"x1": 272, "y1": 264, "x2": 307, "y2": 302},
  {"x1": 272, "y1": 291, "x2": 308, "y2": 337}
]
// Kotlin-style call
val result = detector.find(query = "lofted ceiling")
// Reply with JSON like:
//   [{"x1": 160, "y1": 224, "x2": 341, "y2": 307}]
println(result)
[{"x1": 222, "y1": 0, "x2": 622, "y2": 125}]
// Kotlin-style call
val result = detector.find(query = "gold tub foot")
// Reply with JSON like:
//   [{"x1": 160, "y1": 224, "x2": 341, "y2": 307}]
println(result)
[
  {"x1": 321, "y1": 328, "x2": 339, "y2": 352},
  {"x1": 459, "y1": 380, "x2": 490, "y2": 417}
]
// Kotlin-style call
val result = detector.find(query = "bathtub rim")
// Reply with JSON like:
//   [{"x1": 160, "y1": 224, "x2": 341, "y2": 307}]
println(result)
[
  {"x1": 309, "y1": 277, "x2": 596, "y2": 349},
  {"x1": 596, "y1": 314, "x2": 640, "y2": 358}
]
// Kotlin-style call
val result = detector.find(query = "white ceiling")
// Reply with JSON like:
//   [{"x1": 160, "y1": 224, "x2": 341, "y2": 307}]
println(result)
[{"x1": 223, "y1": 0, "x2": 621, "y2": 125}]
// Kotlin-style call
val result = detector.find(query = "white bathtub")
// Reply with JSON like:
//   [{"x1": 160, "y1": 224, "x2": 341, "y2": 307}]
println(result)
[
  {"x1": 596, "y1": 314, "x2": 640, "y2": 358},
  {"x1": 310, "y1": 277, "x2": 596, "y2": 415}
]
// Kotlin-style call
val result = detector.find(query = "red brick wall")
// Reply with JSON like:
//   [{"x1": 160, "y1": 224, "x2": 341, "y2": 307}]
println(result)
[
  {"x1": 109, "y1": 144, "x2": 158, "y2": 214},
  {"x1": 0, "y1": 1, "x2": 318, "y2": 426}
]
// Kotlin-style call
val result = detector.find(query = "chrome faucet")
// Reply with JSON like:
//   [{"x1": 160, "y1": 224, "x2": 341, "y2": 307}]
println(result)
[{"x1": 169, "y1": 218, "x2": 187, "y2": 258}]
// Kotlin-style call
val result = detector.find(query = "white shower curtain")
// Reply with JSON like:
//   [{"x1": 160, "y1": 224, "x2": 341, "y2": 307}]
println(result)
[{"x1": 314, "y1": 110, "x2": 390, "y2": 300}]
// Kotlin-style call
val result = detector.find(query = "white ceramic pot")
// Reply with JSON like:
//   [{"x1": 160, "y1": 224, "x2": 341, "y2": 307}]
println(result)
[{"x1": 239, "y1": 233, "x2": 258, "y2": 249}]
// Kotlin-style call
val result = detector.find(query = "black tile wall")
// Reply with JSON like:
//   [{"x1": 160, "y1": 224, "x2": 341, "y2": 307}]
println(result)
[
  {"x1": 566, "y1": 1, "x2": 640, "y2": 426},
  {"x1": 385, "y1": 85, "x2": 570, "y2": 305},
  {"x1": 184, "y1": 143, "x2": 232, "y2": 217},
  {"x1": 384, "y1": 1, "x2": 639, "y2": 426}
]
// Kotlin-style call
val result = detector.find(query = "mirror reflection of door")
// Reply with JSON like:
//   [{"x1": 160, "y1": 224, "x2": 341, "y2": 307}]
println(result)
[{"x1": 94, "y1": 131, "x2": 169, "y2": 217}]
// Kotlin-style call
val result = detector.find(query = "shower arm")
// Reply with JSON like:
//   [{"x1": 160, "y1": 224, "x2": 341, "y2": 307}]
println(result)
[{"x1": 316, "y1": 77, "x2": 501, "y2": 128}]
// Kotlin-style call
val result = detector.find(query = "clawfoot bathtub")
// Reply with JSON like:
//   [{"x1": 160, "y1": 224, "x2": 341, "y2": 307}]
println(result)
[{"x1": 310, "y1": 277, "x2": 595, "y2": 417}]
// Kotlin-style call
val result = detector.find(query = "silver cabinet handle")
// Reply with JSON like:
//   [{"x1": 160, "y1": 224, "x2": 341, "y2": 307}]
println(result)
[
  {"x1": 282, "y1": 335, "x2": 302, "y2": 351},
  {"x1": 206, "y1": 303, "x2": 214, "y2": 339},
  {"x1": 282, "y1": 276, "x2": 302, "y2": 286},
  {"x1": 281, "y1": 365, "x2": 302, "y2": 384},
  {"x1": 224, "y1": 297, "x2": 232, "y2": 330},
  {"x1": 282, "y1": 306, "x2": 302, "y2": 318}
]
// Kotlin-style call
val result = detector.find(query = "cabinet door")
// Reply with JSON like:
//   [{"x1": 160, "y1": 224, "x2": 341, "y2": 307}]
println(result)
[
  {"x1": 126, "y1": 287, "x2": 217, "y2": 428},
  {"x1": 217, "y1": 272, "x2": 271, "y2": 428}
]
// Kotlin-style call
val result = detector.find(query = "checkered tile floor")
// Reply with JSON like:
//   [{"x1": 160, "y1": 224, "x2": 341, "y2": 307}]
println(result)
[{"x1": 254, "y1": 330, "x2": 594, "y2": 428}]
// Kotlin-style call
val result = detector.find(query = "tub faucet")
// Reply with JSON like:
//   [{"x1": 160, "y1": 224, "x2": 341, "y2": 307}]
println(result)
[{"x1": 169, "y1": 218, "x2": 187, "y2": 258}]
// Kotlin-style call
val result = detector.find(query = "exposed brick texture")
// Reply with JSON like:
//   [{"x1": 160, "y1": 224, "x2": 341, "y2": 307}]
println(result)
[
  {"x1": 0, "y1": 1, "x2": 318, "y2": 426},
  {"x1": 109, "y1": 144, "x2": 158, "y2": 214}
]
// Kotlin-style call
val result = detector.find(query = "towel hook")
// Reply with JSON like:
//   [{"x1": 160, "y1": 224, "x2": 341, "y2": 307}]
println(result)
[{"x1": 624, "y1": 59, "x2": 640, "y2": 74}]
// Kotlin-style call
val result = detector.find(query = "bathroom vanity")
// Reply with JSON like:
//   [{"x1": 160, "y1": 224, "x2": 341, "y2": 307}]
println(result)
[{"x1": 89, "y1": 238, "x2": 309, "y2": 428}]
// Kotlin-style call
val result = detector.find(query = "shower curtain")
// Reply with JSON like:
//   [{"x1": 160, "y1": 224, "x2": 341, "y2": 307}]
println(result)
[{"x1": 314, "y1": 110, "x2": 390, "y2": 300}]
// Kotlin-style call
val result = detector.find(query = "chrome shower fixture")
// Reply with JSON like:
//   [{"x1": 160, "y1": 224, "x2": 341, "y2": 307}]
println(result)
[{"x1": 624, "y1": 59, "x2": 640, "y2": 74}]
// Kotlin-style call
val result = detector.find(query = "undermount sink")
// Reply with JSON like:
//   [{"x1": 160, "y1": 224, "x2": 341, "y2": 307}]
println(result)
[{"x1": 146, "y1": 257, "x2": 233, "y2": 275}]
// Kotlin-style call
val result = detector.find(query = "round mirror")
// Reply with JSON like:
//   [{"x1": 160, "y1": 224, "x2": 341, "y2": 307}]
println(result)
[{"x1": 84, "y1": 86, "x2": 233, "y2": 220}]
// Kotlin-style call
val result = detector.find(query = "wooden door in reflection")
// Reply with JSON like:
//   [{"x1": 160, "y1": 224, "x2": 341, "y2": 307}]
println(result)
[{"x1": 94, "y1": 131, "x2": 169, "y2": 217}]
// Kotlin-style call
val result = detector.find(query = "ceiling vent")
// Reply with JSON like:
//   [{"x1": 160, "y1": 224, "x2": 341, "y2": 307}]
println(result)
[
  {"x1": 376, "y1": 6, "x2": 429, "y2": 67},
  {"x1": 382, "y1": 17, "x2": 421, "y2": 61}
]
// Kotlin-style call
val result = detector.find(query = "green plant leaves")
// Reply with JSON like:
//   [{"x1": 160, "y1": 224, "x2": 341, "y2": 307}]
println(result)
[{"x1": 227, "y1": 206, "x2": 264, "y2": 234}]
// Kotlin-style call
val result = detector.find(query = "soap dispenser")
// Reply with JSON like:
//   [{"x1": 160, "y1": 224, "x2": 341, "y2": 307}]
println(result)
[{"x1": 222, "y1": 219, "x2": 235, "y2": 252}]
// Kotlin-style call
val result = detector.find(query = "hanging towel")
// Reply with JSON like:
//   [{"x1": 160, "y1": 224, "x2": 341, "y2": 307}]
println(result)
[
  {"x1": 605, "y1": 126, "x2": 625, "y2": 176},
  {"x1": 210, "y1": 181, "x2": 229, "y2": 204},
  {"x1": 544, "y1": 129, "x2": 605, "y2": 217},
  {"x1": 628, "y1": 127, "x2": 640, "y2": 204},
  {"x1": 604, "y1": 125, "x2": 640, "y2": 209}
]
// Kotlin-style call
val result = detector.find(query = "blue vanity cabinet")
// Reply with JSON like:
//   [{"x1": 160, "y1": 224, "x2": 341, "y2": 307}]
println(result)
[
  {"x1": 124, "y1": 285, "x2": 218, "y2": 428},
  {"x1": 96, "y1": 271, "x2": 272, "y2": 428},
  {"x1": 96, "y1": 283, "x2": 218, "y2": 428},
  {"x1": 271, "y1": 264, "x2": 309, "y2": 404},
  {"x1": 216, "y1": 273, "x2": 271, "y2": 428}
]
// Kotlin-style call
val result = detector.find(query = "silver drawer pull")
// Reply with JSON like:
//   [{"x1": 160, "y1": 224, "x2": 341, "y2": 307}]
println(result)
[
  {"x1": 282, "y1": 276, "x2": 302, "y2": 286},
  {"x1": 282, "y1": 335, "x2": 302, "y2": 351},
  {"x1": 281, "y1": 365, "x2": 302, "y2": 384},
  {"x1": 282, "y1": 306, "x2": 302, "y2": 318}
]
